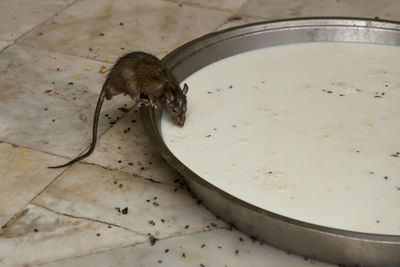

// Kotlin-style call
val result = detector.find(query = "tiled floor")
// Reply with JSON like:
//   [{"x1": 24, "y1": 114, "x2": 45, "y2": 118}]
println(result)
[{"x1": 0, "y1": 0, "x2": 398, "y2": 266}]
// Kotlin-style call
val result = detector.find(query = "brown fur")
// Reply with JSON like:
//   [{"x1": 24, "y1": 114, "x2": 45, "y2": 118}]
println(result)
[{"x1": 49, "y1": 51, "x2": 188, "y2": 169}]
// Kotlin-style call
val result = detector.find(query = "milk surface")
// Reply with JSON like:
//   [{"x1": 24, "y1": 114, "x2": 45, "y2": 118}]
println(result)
[{"x1": 161, "y1": 42, "x2": 400, "y2": 235}]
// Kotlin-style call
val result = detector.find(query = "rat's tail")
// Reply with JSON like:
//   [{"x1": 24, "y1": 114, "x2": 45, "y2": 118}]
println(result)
[{"x1": 48, "y1": 89, "x2": 106, "y2": 169}]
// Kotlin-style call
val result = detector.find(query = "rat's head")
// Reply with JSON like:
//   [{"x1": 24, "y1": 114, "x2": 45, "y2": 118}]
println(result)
[{"x1": 162, "y1": 83, "x2": 189, "y2": 126}]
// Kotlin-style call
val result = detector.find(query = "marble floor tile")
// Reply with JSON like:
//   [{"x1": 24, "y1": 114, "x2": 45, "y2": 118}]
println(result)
[
  {"x1": 0, "y1": 0, "x2": 74, "y2": 42},
  {"x1": 165, "y1": 0, "x2": 249, "y2": 12},
  {"x1": 2, "y1": 1, "x2": 396, "y2": 266},
  {"x1": 0, "y1": 142, "x2": 64, "y2": 228},
  {"x1": 40, "y1": 228, "x2": 332, "y2": 267},
  {"x1": 18, "y1": 0, "x2": 232, "y2": 62},
  {"x1": 82, "y1": 108, "x2": 180, "y2": 184},
  {"x1": 0, "y1": 204, "x2": 147, "y2": 266},
  {"x1": 0, "y1": 40, "x2": 11, "y2": 51},
  {"x1": 32, "y1": 164, "x2": 225, "y2": 240},
  {"x1": 240, "y1": 0, "x2": 400, "y2": 21},
  {"x1": 0, "y1": 44, "x2": 132, "y2": 158},
  {"x1": 217, "y1": 14, "x2": 266, "y2": 31}
]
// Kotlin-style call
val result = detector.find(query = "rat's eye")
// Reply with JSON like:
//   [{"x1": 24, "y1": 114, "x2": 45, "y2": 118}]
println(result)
[{"x1": 172, "y1": 107, "x2": 179, "y2": 113}]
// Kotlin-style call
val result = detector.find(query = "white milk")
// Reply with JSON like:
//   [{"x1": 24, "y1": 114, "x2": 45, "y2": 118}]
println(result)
[{"x1": 161, "y1": 42, "x2": 400, "y2": 235}]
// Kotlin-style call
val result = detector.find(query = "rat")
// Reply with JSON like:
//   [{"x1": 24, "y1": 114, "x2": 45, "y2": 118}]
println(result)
[{"x1": 49, "y1": 51, "x2": 188, "y2": 169}]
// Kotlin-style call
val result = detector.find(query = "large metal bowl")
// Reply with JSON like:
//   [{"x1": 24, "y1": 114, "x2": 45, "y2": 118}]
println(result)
[{"x1": 141, "y1": 18, "x2": 400, "y2": 266}]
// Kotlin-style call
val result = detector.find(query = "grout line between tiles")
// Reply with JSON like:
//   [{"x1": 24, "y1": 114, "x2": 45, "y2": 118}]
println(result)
[
  {"x1": 4, "y1": 0, "x2": 252, "y2": 68},
  {"x1": 0, "y1": 41, "x2": 14, "y2": 55},
  {"x1": 215, "y1": 0, "x2": 268, "y2": 30},
  {"x1": 4, "y1": 0, "x2": 253, "y2": 68},
  {"x1": 160, "y1": 0, "x2": 239, "y2": 13},
  {"x1": 0, "y1": 162, "x2": 72, "y2": 230},
  {"x1": 0, "y1": 144, "x2": 70, "y2": 230},
  {"x1": 214, "y1": 0, "x2": 269, "y2": 29},
  {"x1": 81, "y1": 160, "x2": 178, "y2": 184},
  {"x1": 0, "y1": 140, "x2": 71, "y2": 160},
  {"x1": 12, "y1": 0, "x2": 234, "y2": 64},
  {"x1": 237, "y1": 0, "x2": 252, "y2": 12},
  {"x1": 31, "y1": 169, "x2": 69, "y2": 200},
  {"x1": 14, "y1": 36, "x2": 138, "y2": 65},
  {"x1": 1, "y1": 105, "x2": 133, "y2": 166},
  {"x1": 31, "y1": 202, "x2": 147, "y2": 236},
  {"x1": 34, "y1": 240, "x2": 149, "y2": 266},
  {"x1": 71, "y1": 161, "x2": 179, "y2": 187},
  {"x1": 36, "y1": 226, "x2": 228, "y2": 266},
  {"x1": 13, "y1": 0, "x2": 80, "y2": 45},
  {"x1": 0, "y1": 139, "x2": 178, "y2": 188},
  {"x1": 49, "y1": 101, "x2": 135, "y2": 161},
  {"x1": 160, "y1": 0, "x2": 239, "y2": 34},
  {"x1": 9, "y1": 0, "x2": 236, "y2": 63},
  {"x1": 155, "y1": 226, "x2": 229, "y2": 244},
  {"x1": 215, "y1": 14, "x2": 269, "y2": 30},
  {"x1": 10, "y1": 42, "x2": 117, "y2": 64}
]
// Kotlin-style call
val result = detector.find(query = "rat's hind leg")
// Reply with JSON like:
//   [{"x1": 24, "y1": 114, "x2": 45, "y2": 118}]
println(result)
[
  {"x1": 131, "y1": 93, "x2": 150, "y2": 107},
  {"x1": 137, "y1": 98, "x2": 151, "y2": 107},
  {"x1": 139, "y1": 95, "x2": 156, "y2": 108},
  {"x1": 147, "y1": 95, "x2": 157, "y2": 108},
  {"x1": 135, "y1": 93, "x2": 154, "y2": 107}
]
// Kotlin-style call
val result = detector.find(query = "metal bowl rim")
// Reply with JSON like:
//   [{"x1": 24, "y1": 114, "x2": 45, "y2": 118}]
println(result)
[{"x1": 143, "y1": 17, "x2": 400, "y2": 243}]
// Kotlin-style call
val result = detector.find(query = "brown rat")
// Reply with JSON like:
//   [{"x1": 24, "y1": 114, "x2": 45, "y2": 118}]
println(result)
[{"x1": 49, "y1": 51, "x2": 188, "y2": 169}]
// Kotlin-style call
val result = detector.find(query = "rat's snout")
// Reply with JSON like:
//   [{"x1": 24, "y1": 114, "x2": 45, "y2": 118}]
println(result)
[
  {"x1": 176, "y1": 119, "x2": 185, "y2": 127},
  {"x1": 176, "y1": 114, "x2": 185, "y2": 127}
]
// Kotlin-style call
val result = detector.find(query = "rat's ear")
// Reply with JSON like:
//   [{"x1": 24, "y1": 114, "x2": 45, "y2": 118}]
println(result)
[
  {"x1": 182, "y1": 83, "x2": 189, "y2": 95},
  {"x1": 164, "y1": 90, "x2": 174, "y2": 104}
]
